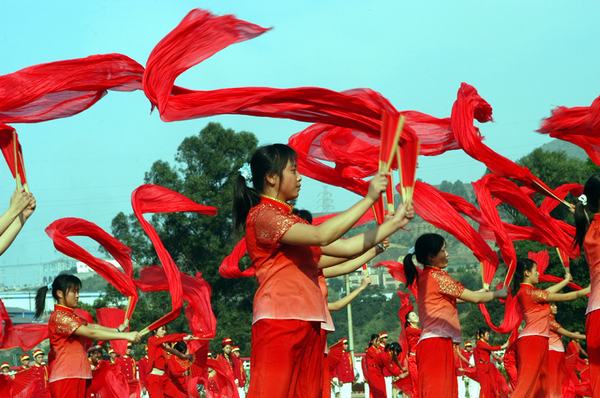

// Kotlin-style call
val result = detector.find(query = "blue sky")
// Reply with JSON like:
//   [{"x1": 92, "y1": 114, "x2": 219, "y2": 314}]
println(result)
[{"x1": 1, "y1": 1, "x2": 599, "y2": 267}]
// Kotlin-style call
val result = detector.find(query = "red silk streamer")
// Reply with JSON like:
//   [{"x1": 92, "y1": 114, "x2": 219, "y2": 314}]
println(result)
[
  {"x1": 451, "y1": 83, "x2": 558, "y2": 197},
  {"x1": 539, "y1": 96, "x2": 600, "y2": 164},
  {"x1": 95, "y1": 308, "x2": 128, "y2": 355},
  {"x1": 0, "y1": 54, "x2": 143, "y2": 123},
  {"x1": 398, "y1": 128, "x2": 419, "y2": 204},
  {"x1": 136, "y1": 266, "x2": 216, "y2": 339},
  {"x1": 45, "y1": 217, "x2": 138, "y2": 319},
  {"x1": 528, "y1": 250, "x2": 583, "y2": 290},
  {"x1": 131, "y1": 184, "x2": 217, "y2": 333},
  {"x1": 375, "y1": 261, "x2": 419, "y2": 298},
  {"x1": 539, "y1": 183, "x2": 583, "y2": 215},
  {"x1": 473, "y1": 175, "x2": 517, "y2": 286},
  {"x1": 411, "y1": 181, "x2": 499, "y2": 283},
  {"x1": 0, "y1": 299, "x2": 48, "y2": 351},
  {"x1": 205, "y1": 358, "x2": 240, "y2": 398},
  {"x1": 218, "y1": 210, "x2": 375, "y2": 279},
  {"x1": 478, "y1": 291, "x2": 522, "y2": 334},
  {"x1": 0, "y1": 124, "x2": 27, "y2": 186}
]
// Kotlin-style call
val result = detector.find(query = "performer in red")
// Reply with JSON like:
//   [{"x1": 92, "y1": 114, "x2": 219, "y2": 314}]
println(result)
[
  {"x1": 403, "y1": 233, "x2": 507, "y2": 398},
  {"x1": 19, "y1": 354, "x2": 31, "y2": 370},
  {"x1": 368, "y1": 342, "x2": 402, "y2": 397},
  {"x1": 331, "y1": 339, "x2": 355, "y2": 398},
  {"x1": 231, "y1": 346, "x2": 247, "y2": 398},
  {"x1": 474, "y1": 327, "x2": 508, "y2": 398},
  {"x1": 137, "y1": 346, "x2": 150, "y2": 397},
  {"x1": 166, "y1": 341, "x2": 193, "y2": 396},
  {"x1": 547, "y1": 303, "x2": 586, "y2": 398},
  {"x1": 511, "y1": 258, "x2": 589, "y2": 398},
  {"x1": 30, "y1": 348, "x2": 50, "y2": 398},
  {"x1": 117, "y1": 343, "x2": 141, "y2": 398},
  {"x1": 362, "y1": 335, "x2": 378, "y2": 398},
  {"x1": 233, "y1": 144, "x2": 413, "y2": 398},
  {"x1": 574, "y1": 174, "x2": 600, "y2": 397},
  {"x1": 145, "y1": 325, "x2": 194, "y2": 398},
  {"x1": 502, "y1": 338, "x2": 518, "y2": 391},
  {"x1": 404, "y1": 312, "x2": 421, "y2": 397},
  {"x1": 34, "y1": 274, "x2": 140, "y2": 398}
]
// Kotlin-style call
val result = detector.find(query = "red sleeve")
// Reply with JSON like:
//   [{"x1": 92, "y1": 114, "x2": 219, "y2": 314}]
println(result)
[
  {"x1": 49, "y1": 311, "x2": 85, "y2": 337},
  {"x1": 529, "y1": 288, "x2": 550, "y2": 303},
  {"x1": 478, "y1": 340, "x2": 502, "y2": 352},
  {"x1": 149, "y1": 333, "x2": 188, "y2": 348},
  {"x1": 550, "y1": 319, "x2": 562, "y2": 332},
  {"x1": 380, "y1": 352, "x2": 401, "y2": 377},
  {"x1": 432, "y1": 271, "x2": 465, "y2": 299},
  {"x1": 254, "y1": 206, "x2": 299, "y2": 247}
]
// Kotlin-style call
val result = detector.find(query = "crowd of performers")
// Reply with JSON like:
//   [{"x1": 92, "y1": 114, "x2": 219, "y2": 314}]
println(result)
[{"x1": 0, "y1": 141, "x2": 599, "y2": 398}]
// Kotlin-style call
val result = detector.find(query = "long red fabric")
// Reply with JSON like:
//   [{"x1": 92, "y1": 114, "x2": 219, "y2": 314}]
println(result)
[
  {"x1": 135, "y1": 266, "x2": 216, "y2": 339},
  {"x1": 0, "y1": 299, "x2": 48, "y2": 351},
  {"x1": 131, "y1": 184, "x2": 216, "y2": 332},
  {"x1": 45, "y1": 217, "x2": 138, "y2": 319},
  {"x1": 95, "y1": 308, "x2": 128, "y2": 355},
  {"x1": 0, "y1": 124, "x2": 27, "y2": 186},
  {"x1": 539, "y1": 96, "x2": 600, "y2": 165}
]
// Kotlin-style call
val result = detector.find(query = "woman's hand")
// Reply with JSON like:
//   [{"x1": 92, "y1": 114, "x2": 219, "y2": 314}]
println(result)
[
  {"x1": 493, "y1": 287, "x2": 508, "y2": 299},
  {"x1": 9, "y1": 189, "x2": 30, "y2": 214},
  {"x1": 392, "y1": 203, "x2": 414, "y2": 228},
  {"x1": 117, "y1": 319, "x2": 129, "y2": 333},
  {"x1": 360, "y1": 276, "x2": 372, "y2": 289},
  {"x1": 124, "y1": 331, "x2": 141, "y2": 343},
  {"x1": 367, "y1": 173, "x2": 388, "y2": 201}
]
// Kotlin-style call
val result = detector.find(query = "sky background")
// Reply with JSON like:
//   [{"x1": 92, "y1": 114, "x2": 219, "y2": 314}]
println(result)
[{"x1": 1, "y1": 1, "x2": 599, "y2": 271}]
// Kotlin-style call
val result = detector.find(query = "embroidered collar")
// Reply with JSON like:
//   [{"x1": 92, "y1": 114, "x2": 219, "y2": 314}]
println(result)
[
  {"x1": 54, "y1": 304, "x2": 74, "y2": 312},
  {"x1": 260, "y1": 195, "x2": 293, "y2": 214}
]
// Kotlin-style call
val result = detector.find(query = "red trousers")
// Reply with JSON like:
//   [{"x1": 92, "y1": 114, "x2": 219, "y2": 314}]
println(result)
[
  {"x1": 416, "y1": 337, "x2": 457, "y2": 398},
  {"x1": 547, "y1": 350, "x2": 566, "y2": 398},
  {"x1": 587, "y1": 309, "x2": 600, "y2": 398},
  {"x1": 146, "y1": 373, "x2": 186, "y2": 398},
  {"x1": 476, "y1": 363, "x2": 496, "y2": 398},
  {"x1": 513, "y1": 336, "x2": 548, "y2": 398},
  {"x1": 49, "y1": 378, "x2": 88, "y2": 398},
  {"x1": 247, "y1": 319, "x2": 323, "y2": 398}
]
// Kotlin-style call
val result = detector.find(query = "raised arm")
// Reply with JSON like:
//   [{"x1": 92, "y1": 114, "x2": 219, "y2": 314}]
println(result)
[
  {"x1": 280, "y1": 175, "x2": 387, "y2": 247},
  {"x1": 328, "y1": 277, "x2": 371, "y2": 311},
  {"x1": 547, "y1": 286, "x2": 590, "y2": 302},
  {"x1": 557, "y1": 327, "x2": 586, "y2": 340},
  {"x1": 0, "y1": 191, "x2": 35, "y2": 255},
  {"x1": 74, "y1": 324, "x2": 139, "y2": 342},
  {"x1": 545, "y1": 270, "x2": 572, "y2": 294},
  {"x1": 321, "y1": 246, "x2": 383, "y2": 276}
]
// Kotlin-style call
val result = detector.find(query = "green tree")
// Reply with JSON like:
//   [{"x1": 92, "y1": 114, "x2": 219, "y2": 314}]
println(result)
[{"x1": 107, "y1": 122, "x2": 258, "y2": 355}]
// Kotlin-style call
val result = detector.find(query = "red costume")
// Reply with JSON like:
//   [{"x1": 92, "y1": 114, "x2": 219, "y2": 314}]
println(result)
[
  {"x1": 365, "y1": 345, "x2": 380, "y2": 395},
  {"x1": 503, "y1": 344, "x2": 518, "y2": 390},
  {"x1": 245, "y1": 197, "x2": 327, "y2": 398},
  {"x1": 584, "y1": 213, "x2": 600, "y2": 397},
  {"x1": 513, "y1": 283, "x2": 550, "y2": 398},
  {"x1": 137, "y1": 355, "x2": 150, "y2": 392},
  {"x1": 367, "y1": 350, "x2": 400, "y2": 398},
  {"x1": 231, "y1": 354, "x2": 246, "y2": 389},
  {"x1": 547, "y1": 314, "x2": 568, "y2": 398},
  {"x1": 416, "y1": 266, "x2": 465, "y2": 398},
  {"x1": 146, "y1": 333, "x2": 187, "y2": 398},
  {"x1": 474, "y1": 339, "x2": 504, "y2": 398},
  {"x1": 116, "y1": 354, "x2": 140, "y2": 398},
  {"x1": 405, "y1": 325, "x2": 421, "y2": 396},
  {"x1": 47, "y1": 304, "x2": 92, "y2": 398},
  {"x1": 30, "y1": 362, "x2": 50, "y2": 398},
  {"x1": 334, "y1": 349, "x2": 355, "y2": 384}
]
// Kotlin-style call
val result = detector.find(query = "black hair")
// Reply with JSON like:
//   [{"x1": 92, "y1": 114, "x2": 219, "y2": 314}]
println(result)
[
  {"x1": 233, "y1": 144, "x2": 297, "y2": 231},
  {"x1": 174, "y1": 341, "x2": 187, "y2": 354},
  {"x1": 388, "y1": 342, "x2": 402, "y2": 364},
  {"x1": 368, "y1": 334, "x2": 379, "y2": 346},
  {"x1": 512, "y1": 258, "x2": 537, "y2": 294},
  {"x1": 35, "y1": 274, "x2": 82, "y2": 319},
  {"x1": 403, "y1": 233, "x2": 446, "y2": 287},
  {"x1": 153, "y1": 325, "x2": 168, "y2": 335},
  {"x1": 574, "y1": 174, "x2": 600, "y2": 248},
  {"x1": 293, "y1": 209, "x2": 313, "y2": 224},
  {"x1": 476, "y1": 327, "x2": 490, "y2": 339}
]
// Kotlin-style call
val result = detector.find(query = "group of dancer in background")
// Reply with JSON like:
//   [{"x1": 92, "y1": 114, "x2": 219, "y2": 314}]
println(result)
[{"x1": 0, "y1": 143, "x2": 598, "y2": 398}]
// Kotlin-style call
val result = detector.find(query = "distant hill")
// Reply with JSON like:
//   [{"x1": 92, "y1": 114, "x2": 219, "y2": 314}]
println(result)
[{"x1": 539, "y1": 139, "x2": 587, "y2": 160}]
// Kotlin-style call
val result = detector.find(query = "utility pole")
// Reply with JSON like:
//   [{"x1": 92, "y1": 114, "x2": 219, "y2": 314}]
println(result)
[
  {"x1": 317, "y1": 185, "x2": 335, "y2": 213},
  {"x1": 345, "y1": 274, "x2": 355, "y2": 362}
]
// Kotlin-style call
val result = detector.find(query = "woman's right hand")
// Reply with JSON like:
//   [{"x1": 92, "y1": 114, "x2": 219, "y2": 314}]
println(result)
[
  {"x1": 494, "y1": 287, "x2": 508, "y2": 299},
  {"x1": 367, "y1": 173, "x2": 388, "y2": 202},
  {"x1": 9, "y1": 189, "x2": 30, "y2": 214},
  {"x1": 392, "y1": 203, "x2": 414, "y2": 228},
  {"x1": 125, "y1": 331, "x2": 141, "y2": 343}
]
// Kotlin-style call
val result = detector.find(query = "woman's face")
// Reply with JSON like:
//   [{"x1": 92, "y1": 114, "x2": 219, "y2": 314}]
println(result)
[
  {"x1": 274, "y1": 160, "x2": 302, "y2": 201},
  {"x1": 408, "y1": 311, "x2": 419, "y2": 324},
  {"x1": 550, "y1": 303, "x2": 558, "y2": 315},
  {"x1": 58, "y1": 286, "x2": 79, "y2": 308},
  {"x1": 525, "y1": 264, "x2": 540, "y2": 284},
  {"x1": 482, "y1": 331, "x2": 490, "y2": 341},
  {"x1": 156, "y1": 326, "x2": 167, "y2": 338},
  {"x1": 429, "y1": 243, "x2": 449, "y2": 268}
]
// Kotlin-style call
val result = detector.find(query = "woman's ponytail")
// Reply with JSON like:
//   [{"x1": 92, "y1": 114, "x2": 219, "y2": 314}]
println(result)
[
  {"x1": 34, "y1": 285, "x2": 49, "y2": 319},
  {"x1": 233, "y1": 173, "x2": 259, "y2": 232},
  {"x1": 574, "y1": 174, "x2": 600, "y2": 248},
  {"x1": 403, "y1": 254, "x2": 419, "y2": 287}
]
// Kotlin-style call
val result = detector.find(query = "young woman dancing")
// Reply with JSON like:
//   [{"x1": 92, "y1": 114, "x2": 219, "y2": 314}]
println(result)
[
  {"x1": 233, "y1": 144, "x2": 413, "y2": 398},
  {"x1": 35, "y1": 274, "x2": 140, "y2": 398},
  {"x1": 403, "y1": 233, "x2": 507, "y2": 398}
]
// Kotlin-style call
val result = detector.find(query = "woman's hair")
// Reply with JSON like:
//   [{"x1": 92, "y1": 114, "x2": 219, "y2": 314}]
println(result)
[
  {"x1": 574, "y1": 174, "x2": 600, "y2": 248},
  {"x1": 388, "y1": 342, "x2": 402, "y2": 364},
  {"x1": 512, "y1": 258, "x2": 536, "y2": 293},
  {"x1": 233, "y1": 144, "x2": 297, "y2": 231},
  {"x1": 403, "y1": 233, "x2": 445, "y2": 287},
  {"x1": 34, "y1": 274, "x2": 82, "y2": 319},
  {"x1": 368, "y1": 334, "x2": 379, "y2": 347},
  {"x1": 174, "y1": 341, "x2": 187, "y2": 354},
  {"x1": 153, "y1": 325, "x2": 167, "y2": 335},
  {"x1": 476, "y1": 327, "x2": 490, "y2": 339},
  {"x1": 293, "y1": 209, "x2": 313, "y2": 224}
]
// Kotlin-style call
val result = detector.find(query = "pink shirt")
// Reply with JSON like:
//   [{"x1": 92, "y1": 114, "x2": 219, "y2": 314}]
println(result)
[
  {"x1": 246, "y1": 197, "x2": 327, "y2": 324},
  {"x1": 584, "y1": 214, "x2": 600, "y2": 315},
  {"x1": 48, "y1": 305, "x2": 92, "y2": 382},
  {"x1": 417, "y1": 266, "x2": 465, "y2": 343},
  {"x1": 548, "y1": 314, "x2": 564, "y2": 352},
  {"x1": 517, "y1": 284, "x2": 550, "y2": 338}
]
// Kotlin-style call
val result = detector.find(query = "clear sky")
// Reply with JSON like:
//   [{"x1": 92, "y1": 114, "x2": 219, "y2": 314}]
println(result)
[{"x1": 1, "y1": 1, "x2": 599, "y2": 268}]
